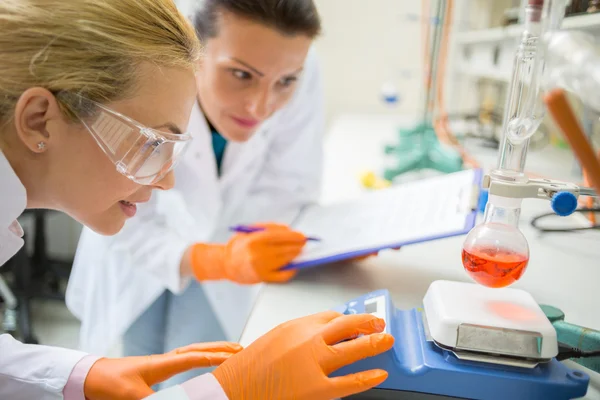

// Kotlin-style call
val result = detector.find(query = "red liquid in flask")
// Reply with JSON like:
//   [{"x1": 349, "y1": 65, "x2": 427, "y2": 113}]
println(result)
[{"x1": 462, "y1": 246, "x2": 529, "y2": 288}]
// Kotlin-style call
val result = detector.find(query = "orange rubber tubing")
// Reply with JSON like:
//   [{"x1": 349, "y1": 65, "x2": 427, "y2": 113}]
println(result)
[
  {"x1": 543, "y1": 88, "x2": 600, "y2": 197},
  {"x1": 432, "y1": 0, "x2": 480, "y2": 168}
]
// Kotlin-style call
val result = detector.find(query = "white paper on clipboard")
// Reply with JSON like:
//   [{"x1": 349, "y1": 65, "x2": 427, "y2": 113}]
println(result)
[{"x1": 285, "y1": 168, "x2": 482, "y2": 270}]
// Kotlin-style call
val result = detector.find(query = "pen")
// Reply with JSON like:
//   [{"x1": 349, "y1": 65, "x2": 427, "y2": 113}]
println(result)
[{"x1": 229, "y1": 225, "x2": 321, "y2": 242}]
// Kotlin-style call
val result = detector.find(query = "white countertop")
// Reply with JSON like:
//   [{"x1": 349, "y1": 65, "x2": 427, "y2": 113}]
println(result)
[{"x1": 239, "y1": 114, "x2": 600, "y2": 399}]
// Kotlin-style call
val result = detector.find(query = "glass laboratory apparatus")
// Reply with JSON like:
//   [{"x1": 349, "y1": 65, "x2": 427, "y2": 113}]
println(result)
[
  {"x1": 462, "y1": 0, "x2": 566, "y2": 288},
  {"x1": 462, "y1": 195, "x2": 529, "y2": 288},
  {"x1": 494, "y1": 0, "x2": 548, "y2": 184}
]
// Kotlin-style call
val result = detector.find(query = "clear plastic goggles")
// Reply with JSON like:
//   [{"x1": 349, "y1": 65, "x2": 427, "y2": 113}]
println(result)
[{"x1": 73, "y1": 96, "x2": 192, "y2": 185}]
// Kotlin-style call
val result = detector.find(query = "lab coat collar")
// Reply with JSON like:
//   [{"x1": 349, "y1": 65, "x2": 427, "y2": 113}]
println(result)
[
  {"x1": 218, "y1": 116, "x2": 270, "y2": 188},
  {"x1": 185, "y1": 101, "x2": 220, "y2": 182},
  {"x1": 0, "y1": 150, "x2": 27, "y2": 230}
]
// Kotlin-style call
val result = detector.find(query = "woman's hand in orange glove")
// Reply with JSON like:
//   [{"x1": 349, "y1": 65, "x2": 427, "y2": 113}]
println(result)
[
  {"x1": 83, "y1": 342, "x2": 242, "y2": 400},
  {"x1": 213, "y1": 311, "x2": 395, "y2": 400},
  {"x1": 187, "y1": 223, "x2": 307, "y2": 284}
]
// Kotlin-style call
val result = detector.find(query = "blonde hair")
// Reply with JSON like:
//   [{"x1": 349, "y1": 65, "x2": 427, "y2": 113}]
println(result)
[{"x1": 0, "y1": 0, "x2": 201, "y2": 121}]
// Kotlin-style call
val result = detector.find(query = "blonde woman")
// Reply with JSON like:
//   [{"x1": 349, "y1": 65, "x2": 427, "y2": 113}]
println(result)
[
  {"x1": 0, "y1": 0, "x2": 393, "y2": 399},
  {"x1": 0, "y1": 0, "x2": 246, "y2": 398}
]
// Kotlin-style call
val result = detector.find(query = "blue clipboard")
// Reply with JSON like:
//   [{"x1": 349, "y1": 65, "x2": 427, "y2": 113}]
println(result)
[{"x1": 281, "y1": 168, "x2": 484, "y2": 271}]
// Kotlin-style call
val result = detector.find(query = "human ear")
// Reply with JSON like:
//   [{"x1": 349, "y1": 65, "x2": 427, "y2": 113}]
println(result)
[{"x1": 13, "y1": 87, "x2": 66, "y2": 154}]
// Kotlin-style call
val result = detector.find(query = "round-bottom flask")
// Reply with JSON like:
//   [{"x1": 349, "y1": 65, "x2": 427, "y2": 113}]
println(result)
[{"x1": 462, "y1": 195, "x2": 530, "y2": 288}]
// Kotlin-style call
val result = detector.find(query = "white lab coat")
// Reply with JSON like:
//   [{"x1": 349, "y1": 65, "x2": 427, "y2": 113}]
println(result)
[
  {"x1": 65, "y1": 48, "x2": 324, "y2": 356},
  {"x1": 0, "y1": 134, "x2": 229, "y2": 400},
  {"x1": 1, "y1": 139, "x2": 228, "y2": 400},
  {"x1": 0, "y1": 149, "x2": 90, "y2": 400}
]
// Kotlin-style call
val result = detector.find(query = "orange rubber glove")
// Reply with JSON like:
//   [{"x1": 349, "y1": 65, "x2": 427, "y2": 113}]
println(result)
[
  {"x1": 83, "y1": 342, "x2": 242, "y2": 400},
  {"x1": 189, "y1": 223, "x2": 307, "y2": 284},
  {"x1": 213, "y1": 311, "x2": 395, "y2": 400}
]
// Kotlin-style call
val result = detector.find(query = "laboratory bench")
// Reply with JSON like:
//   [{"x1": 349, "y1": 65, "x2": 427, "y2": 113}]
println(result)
[{"x1": 239, "y1": 114, "x2": 600, "y2": 399}]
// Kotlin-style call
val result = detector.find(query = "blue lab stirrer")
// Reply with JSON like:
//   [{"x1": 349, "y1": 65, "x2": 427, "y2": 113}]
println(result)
[{"x1": 331, "y1": 289, "x2": 589, "y2": 400}]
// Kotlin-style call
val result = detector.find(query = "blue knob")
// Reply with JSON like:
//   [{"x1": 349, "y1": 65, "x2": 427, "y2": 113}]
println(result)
[{"x1": 551, "y1": 191, "x2": 578, "y2": 216}]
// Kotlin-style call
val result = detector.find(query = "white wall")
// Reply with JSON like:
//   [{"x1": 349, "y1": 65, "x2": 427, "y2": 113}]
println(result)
[
  {"x1": 174, "y1": 0, "x2": 198, "y2": 17},
  {"x1": 311, "y1": 0, "x2": 424, "y2": 125}
]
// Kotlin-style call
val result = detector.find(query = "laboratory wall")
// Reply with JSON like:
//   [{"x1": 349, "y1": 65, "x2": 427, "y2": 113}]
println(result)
[
  {"x1": 311, "y1": 0, "x2": 513, "y2": 123},
  {"x1": 310, "y1": 0, "x2": 424, "y2": 122}
]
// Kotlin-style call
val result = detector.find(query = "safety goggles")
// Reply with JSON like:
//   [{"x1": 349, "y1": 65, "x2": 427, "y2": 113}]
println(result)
[{"x1": 72, "y1": 96, "x2": 192, "y2": 185}]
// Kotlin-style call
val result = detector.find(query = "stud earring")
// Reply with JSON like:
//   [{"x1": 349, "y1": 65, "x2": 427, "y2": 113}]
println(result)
[{"x1": 37, "y1": 142, "x2": 46, "y2": 150}]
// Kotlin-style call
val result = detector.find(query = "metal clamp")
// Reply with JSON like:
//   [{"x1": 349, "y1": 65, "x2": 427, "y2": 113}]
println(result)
[{"x1": 483, "y1": 174, "x2": 596, "y2": 201}]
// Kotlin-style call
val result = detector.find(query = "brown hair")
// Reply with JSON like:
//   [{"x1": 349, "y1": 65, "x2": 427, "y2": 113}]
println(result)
[{"x1": 193, "y1": 0, "x2": 321, "y2": 40}]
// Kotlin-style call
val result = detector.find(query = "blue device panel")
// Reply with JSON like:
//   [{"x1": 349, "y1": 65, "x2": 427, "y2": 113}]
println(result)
[{"x1": 330, "y1": 290, "x2": 590, "y2": 400}]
